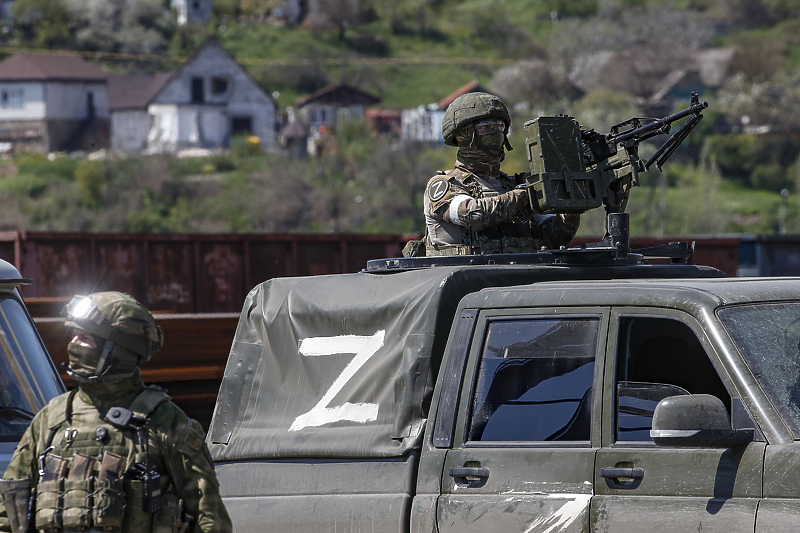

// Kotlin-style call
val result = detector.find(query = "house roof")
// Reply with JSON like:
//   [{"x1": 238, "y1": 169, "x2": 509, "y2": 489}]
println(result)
[
  {"x1": 107, "y1": 73, "x2": 172, "y2": 111},
  {"x1": 295, "y1": 83, "x2": 380, "y2": 108},
  {"x1": 280, "y1": 118, "x2": 309, "y2": 139},
  {"x1": 437, "y1": 80, "x2": 487, "y2": 110},
  {"x1": 149, "y1": 37, "x2": 278, "y2": 109},
  {"x1": 0, "y1": 53, "x2": 107, "y2": 82}
]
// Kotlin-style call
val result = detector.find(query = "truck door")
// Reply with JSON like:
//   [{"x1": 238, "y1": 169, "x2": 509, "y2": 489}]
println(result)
[
  {"x1": 592, "y1": 309, "x2": 764, "y2": 532},
  {"x1": 437, "y1": 308, "x2": 609, "y2": 533}
]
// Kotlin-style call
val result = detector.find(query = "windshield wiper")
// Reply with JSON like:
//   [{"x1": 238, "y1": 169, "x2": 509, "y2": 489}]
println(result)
[{"x1": 0, "y1": 406, "x2": 35, "y2": 421}]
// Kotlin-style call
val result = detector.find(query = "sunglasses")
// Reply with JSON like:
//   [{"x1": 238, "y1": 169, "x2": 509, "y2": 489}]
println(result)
[{"x1": 474, "y1": 119, "x2": 506, "y2": 135}]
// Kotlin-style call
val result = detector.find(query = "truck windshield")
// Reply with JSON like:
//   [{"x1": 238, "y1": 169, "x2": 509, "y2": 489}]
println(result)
[
  {"x1": 0, "y1": 294, "x2": 63, "y2": 442},
  {"x1": 718, "y1": 301, "x2": 800, "y2": 439}
]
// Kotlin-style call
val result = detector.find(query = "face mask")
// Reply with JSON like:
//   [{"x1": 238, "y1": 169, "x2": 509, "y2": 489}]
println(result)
[
  {"x1": 458, "y1": 131, "x2": 506, "y2": 164},
  {"x1": 67, "y1": 342, "x2": 106, "y2": 379}
]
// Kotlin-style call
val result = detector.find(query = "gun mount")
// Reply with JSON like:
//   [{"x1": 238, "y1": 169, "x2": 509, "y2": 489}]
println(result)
[{"x1": 521, "y1": 92, "x2": 708, "y2": 263}]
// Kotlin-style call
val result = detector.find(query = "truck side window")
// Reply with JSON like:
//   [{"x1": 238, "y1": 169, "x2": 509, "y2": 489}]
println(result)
[
  {"x1": 615, "y1": 317, "x2": 730, "y2": 442},
  {"x1": 467, "y1": 317, "x2": 599, "y2": 442}
]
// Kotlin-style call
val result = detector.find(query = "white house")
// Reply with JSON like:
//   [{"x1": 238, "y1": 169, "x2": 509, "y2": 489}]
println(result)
[
  {"x1": 401, "y1": 80, "x2": 485, "y2": 144},
  {"x1": 107, "y1": 73, "x2": 172, "y2": 153},
  {"x1": 139, "y1": 39, "x2": 279, "y2": 154},
  {"x1": 295, "y1": 83, "x2": 380, "y2": 129},
  {"x1": 0, "y1": 53, "x2": 109, "y2": 152},
  {"x1": 171, "y1": 0, "x2": 212, "y2": 25}
]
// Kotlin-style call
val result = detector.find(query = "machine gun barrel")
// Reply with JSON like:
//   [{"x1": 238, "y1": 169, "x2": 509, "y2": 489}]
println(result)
[{"x1": 611, "y1": 98, "x2": 708, "y2": 145}]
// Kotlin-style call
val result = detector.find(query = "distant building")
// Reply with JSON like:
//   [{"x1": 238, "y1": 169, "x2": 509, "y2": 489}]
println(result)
[
  {"x1": 128, "y1": 39, "x2": 279, "y2": 154},
  {"x1": 171, "y1": 0, "x2": 212, "y2": 25},
  {"x1": 295, "y1": 83, "x2": 380, "y2": 129},
  {"x1": 401, "y1": 80, "x2": 488, "y2": 143},
  {"x1": 107, "y1": 73, "x2": 172, "y2": 153},
  {"x1": 567, "y1": 47, "x2": 735, "y2": 113},
  {"x1": 0, "y1": 52, "x2": 109, "y2": 153}
]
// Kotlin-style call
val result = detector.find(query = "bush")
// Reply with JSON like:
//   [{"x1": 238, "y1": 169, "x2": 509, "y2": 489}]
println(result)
[
  {"x1": 750, "y1": 163, "x2": 791, "y2": 192},
  {"x1": 74, "y1": 159, "x2": 106, "y2": 206}
]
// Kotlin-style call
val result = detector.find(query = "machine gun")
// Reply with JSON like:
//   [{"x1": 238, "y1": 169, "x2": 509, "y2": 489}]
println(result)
[{"x1": 522, "y1": 92, "x2": 708, "y2": 261}]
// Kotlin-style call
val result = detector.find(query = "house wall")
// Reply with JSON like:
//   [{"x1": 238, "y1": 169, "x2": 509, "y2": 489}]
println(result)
[
  {"x1": 152, "y1": 44, "x2": 277, "y2": 153},
  {"x1": 0, "y1": 119, "x2": 46, "y2": 152},
  {"x1": 172, "y1": 0, "x2": 213, "y2": 25},
  {"x1": 0, "y1": 82, "x2": 45, "y2": 120},
  {"x1": 147, "y1": 104, "x2": 229, "y2": 153},
  {"x1": 299, "y1": 104, "x2": 366, "y2": 129},
  {"x1": 112, "y1": 110, "x2": 150, "y2": 152},
  {"x1": 45, "y1": 82, "x2": 109, "y2": 120},
  {"x1": 401, "y1": 107, "x2": 444, "y2": 143}
]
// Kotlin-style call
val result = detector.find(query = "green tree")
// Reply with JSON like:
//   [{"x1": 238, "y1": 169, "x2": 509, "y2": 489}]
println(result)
[{"x1": 13, "y1": 0, "x2": 73, "y2": 49}]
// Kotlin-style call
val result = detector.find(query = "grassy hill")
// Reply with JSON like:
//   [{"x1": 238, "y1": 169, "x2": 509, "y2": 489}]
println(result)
[{"x1": 3, "y1": 0, "x2": 800, "y2": 237}]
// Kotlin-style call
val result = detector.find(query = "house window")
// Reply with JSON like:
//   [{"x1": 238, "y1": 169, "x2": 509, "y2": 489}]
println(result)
[
  {"x1": 211, "y1": 77, "x2": 229, "y2": 96},
  {"x1": 191, "y1": 77, "x2": 204, "y2": 104},
  {"x1": 232, "y1": 116, "x2": 252, "y2": 134},
  {"x1": 1, "y1": 89, "x2": 23, "y2": 108}
]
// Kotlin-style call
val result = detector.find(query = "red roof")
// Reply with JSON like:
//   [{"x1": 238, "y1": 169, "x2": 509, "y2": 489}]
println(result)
[
  {"x1": 107, "y1": 73, "x2": 173, "y2": 111},
  {"x1": 437, "y1": 80, "x2": 486, "y2": 110},
  {"x1": 0, "y1": 53, "x2": 107, "y2": 82}
]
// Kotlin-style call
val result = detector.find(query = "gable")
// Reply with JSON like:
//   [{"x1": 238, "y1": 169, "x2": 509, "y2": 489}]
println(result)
[{"x1": 151, "y1": 40, "x2": 276, "y2": 108}]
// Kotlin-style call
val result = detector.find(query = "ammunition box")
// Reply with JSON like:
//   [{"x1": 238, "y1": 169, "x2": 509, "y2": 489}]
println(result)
[{"x1": 523, "y1": 116, "x2": 602, "y2": 214}]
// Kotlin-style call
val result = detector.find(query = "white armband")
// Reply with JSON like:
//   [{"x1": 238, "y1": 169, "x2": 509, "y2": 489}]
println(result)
[{"x1": 448, "y1": 195, "x2": 472, "y2": 226}]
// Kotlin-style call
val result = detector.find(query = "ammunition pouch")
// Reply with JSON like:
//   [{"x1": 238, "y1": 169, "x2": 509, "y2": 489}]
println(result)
[
  {"x1": 0, "y1": 478, "x2": 32, "y2": 533},
  {"x1": 62, "y1": 479, "x2": 93, "y2": 529},
  {"x1": 35, "y1": 478, "x2": 63, "y2": 531},
  {"x1": 92, "y1": 478, "x2": 126, "y2": 531}
]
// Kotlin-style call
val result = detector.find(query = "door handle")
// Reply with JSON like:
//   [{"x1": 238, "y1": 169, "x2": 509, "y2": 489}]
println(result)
[
  {"x1": 449, "y1": 466, "x2": 490, "y2": 479},
  {"x1": 599, "y1": 467, "x2": 644, "y2": 480}
]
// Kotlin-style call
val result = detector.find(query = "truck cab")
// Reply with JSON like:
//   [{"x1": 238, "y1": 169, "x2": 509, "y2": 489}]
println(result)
[{"x1": 0, "y1": 259, "x2": 65, "y2": 472}]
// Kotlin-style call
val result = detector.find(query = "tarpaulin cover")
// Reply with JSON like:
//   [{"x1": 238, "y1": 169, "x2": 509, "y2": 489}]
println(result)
[
  {"x1": 207, "y1": 265, "x2": 558, "y2": 461},
  {"x1": 207, "y1": 262, "x2": 724, "y2": 461}
]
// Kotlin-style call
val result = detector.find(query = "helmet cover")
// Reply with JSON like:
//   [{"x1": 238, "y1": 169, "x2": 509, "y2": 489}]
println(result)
[
  {"x1": 64, "y1": 292, "x2": 163, "y2": 383},
  {"x1": 442, "y1": 92, "x2": 511, "y2": 147}
]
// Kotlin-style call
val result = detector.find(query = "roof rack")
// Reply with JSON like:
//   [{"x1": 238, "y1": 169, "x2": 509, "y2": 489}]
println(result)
[{"x1": 366, "y1": 213, "x2": 693, "y2": 272}]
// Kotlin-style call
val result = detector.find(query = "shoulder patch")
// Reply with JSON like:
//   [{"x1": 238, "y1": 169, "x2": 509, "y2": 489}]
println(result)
[{"x1": 428, "y1": 177, "x2": 450, "y2": 202}]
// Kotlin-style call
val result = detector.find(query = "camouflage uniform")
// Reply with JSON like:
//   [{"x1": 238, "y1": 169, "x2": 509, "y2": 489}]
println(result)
[
  {"x1": 420, "y1": 91, "x2": 580, "y2": 256},
  {"x1": 424, "y1": 161, "x2": 580, "y2": 255},
  {"x1": 0, "y1": 292, "x2": 231, "y2": 533}
]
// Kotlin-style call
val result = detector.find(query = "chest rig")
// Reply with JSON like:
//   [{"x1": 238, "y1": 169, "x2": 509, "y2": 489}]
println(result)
[
  {"x1": 432, "y1": 170, "x2": 542, "y2": 255},
  {"x1": 34, "y1": 387, "x2": 172, "y2": 533}
]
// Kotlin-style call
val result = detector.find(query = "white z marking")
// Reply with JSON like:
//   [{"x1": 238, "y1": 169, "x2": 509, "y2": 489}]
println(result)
[{"x1": 289, "y1": 330, "x2": 385, "y2": 431}]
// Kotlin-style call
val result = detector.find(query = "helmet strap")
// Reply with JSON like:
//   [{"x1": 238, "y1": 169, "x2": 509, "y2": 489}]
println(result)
[{"x1": 95, "y1": 340, "x2": 116, "y2": 378}]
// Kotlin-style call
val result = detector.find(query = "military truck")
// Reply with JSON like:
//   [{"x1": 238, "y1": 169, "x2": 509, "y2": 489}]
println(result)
[
  {"x1": 207, "y1": 237, "x2": 800, "y2": 532},
  {"x1": 0, "y1": 259, "x2": 65, "y2": 473},
  {"x1": 208, "y1": 97, "x2": 800, "y2": 531}
]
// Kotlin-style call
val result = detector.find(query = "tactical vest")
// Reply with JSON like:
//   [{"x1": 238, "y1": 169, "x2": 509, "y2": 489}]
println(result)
[
  {"x1": 427, "y1": 171, "x2": 543, "y2": 256},
  {"x1": 32, "y1": 388, "x2": 186, "y2": 533}
]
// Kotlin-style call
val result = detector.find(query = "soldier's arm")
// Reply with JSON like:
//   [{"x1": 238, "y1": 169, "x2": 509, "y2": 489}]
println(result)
[
  {"x1": 449, "y1": 189, "x2": 530, "y2": 231},
  {"x1": 537, "y1": 213, "x2": 581, "y2": 248},
  {"x1": 0, "y1": 413, "x2": 42, "y2": 532},
  {"x1": 428, "y1": 178, "x2": 529, "y2": 231},
  {"x1": 159, "y1": 409, "x2": 232, "y2": 533}
]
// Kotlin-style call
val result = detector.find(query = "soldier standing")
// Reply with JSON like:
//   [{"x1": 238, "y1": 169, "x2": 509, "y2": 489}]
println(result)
[
  {"x1": 0, "y1": 292, "x2": 232, "y2": 533},
  {"x1": 423, "y1": 92, "x2": 580, "y2": 256}
]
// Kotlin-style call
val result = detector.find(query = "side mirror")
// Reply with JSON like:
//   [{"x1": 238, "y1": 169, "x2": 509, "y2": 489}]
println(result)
[{"x1": 650, "y1": 394, "x2": 754, "y2": 448}]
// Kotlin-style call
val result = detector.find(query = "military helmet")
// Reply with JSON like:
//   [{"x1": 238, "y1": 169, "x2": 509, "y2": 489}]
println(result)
[
  {"x1": 442, "y1": 92, "x2": 511, "y2": 147},
  {"x1": 64, "y1": 291, "x2": 164, "y2": 382}
]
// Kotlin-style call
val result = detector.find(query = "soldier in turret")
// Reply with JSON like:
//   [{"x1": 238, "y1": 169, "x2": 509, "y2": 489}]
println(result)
[
  {"x1": 0, "y1": 292, "x2": 232, "y2": 533},
  {"x1": 423, "y1": 92, "x2": 580, "y2": 256}
]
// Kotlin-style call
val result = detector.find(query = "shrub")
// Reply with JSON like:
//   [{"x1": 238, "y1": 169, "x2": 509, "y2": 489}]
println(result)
[{"x1": 74, "y1": 159, "x2": 106, "y2": 206}]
